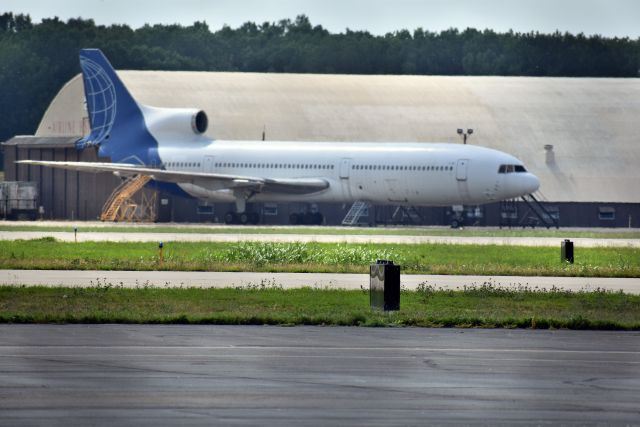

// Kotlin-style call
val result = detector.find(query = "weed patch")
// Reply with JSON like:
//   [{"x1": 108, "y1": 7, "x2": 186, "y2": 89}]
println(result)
[{"x1": 0, "y1": 240, "x2": 638, "y2": 277}]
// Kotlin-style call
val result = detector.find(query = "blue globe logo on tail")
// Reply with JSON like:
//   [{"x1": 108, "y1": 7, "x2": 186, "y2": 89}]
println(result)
[
  {"x1": 76, "y1": 56, "x2": 117, "y2": 149},
  {"x1": 75, "y1": 49, "x2": 160, "y2": 167}
]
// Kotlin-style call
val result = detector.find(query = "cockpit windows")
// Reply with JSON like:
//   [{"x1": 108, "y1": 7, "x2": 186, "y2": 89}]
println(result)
[{"x1": 498, "y1": 164, "x2": 527, "y2": 174}]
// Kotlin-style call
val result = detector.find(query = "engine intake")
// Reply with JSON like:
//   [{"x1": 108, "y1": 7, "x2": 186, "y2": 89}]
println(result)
[{"x1": 191, "y1": 110, "x2": 208, "y2": 134}]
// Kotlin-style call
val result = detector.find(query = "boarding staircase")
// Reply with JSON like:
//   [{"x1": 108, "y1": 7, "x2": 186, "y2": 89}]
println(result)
[
  {"x1": 342, "y1": 200, "x2": 369, "y2": 225},
  {"x1": 519, "y1": 192, "x2": 559, "y2": 229},
  {"x1": 100, "y1": 175, "x2": 156, "y2": 222}
]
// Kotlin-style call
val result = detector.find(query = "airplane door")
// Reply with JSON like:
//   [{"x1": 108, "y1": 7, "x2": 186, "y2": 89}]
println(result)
[
  {"x1": 204, "y1": 156, "x2": 215, "y2": 173},
  {"x1": 339, "y1": 158, "x2": 352, "y2": 179},
  {"x1": 339, "y1": 158, "x2": 352, "y2": 200},
  {"x1": 456, "y1": 159, "x2": 470, "y2": 202},
  {"x1": 456, "y1": 159, "x2": 469, "y2": 181}
]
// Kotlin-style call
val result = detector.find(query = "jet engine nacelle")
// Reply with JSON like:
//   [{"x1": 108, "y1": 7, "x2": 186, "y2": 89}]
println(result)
[{"x1": 141, "y1": 106, "x2": 209, "y2": 141}]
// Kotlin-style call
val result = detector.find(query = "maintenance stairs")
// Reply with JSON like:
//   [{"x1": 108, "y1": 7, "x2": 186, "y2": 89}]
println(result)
[
  {"x1": 342, "y1": 200, "x2": 369, "y2": 225},
  {"x1": 100, "y1": 175, "x2": 156, "y2": 222},
  {"x1": 519, "y1": 192, "x2": 559, "y2": 229}
]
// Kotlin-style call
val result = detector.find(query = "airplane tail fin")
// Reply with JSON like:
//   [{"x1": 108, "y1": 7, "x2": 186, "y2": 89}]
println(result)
[{"x1": 76, "y1": 49, "x2": 159, "y2": 166}]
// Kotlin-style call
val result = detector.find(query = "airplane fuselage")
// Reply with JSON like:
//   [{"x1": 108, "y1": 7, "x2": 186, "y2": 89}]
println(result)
[{"x1": 157, "y1": 141, "x2": 540, "y2": 206}]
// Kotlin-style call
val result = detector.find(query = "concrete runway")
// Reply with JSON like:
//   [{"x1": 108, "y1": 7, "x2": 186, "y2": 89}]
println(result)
[
  {"x1": 2, "y1": 269, "x2": 640, "y2": 293},
  {"x1": 0, "y1": 325, "x2": 638, "y2": 426}
]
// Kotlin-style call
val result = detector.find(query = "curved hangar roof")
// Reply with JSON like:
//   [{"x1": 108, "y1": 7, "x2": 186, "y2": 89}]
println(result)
[{"x1": 37, "y1": 71, "x2": 640, "y2": 203}]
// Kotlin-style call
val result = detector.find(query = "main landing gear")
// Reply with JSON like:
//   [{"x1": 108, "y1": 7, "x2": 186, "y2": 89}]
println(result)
[
  {"x1": 223, "y1": 193, "x2": 260, "y2": 225},
  {"x1": 224, "y1": 211, "x2": 260, "y2": 225}
]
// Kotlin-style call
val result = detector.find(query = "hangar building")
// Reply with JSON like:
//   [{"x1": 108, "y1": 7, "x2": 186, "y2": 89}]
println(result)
[{"x1": 3, "y1": 70, "x2": 640, "y2": 227}]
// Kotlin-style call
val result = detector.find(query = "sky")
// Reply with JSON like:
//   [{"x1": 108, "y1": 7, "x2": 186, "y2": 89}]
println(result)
[{"x1": 2, "y1": 0, "x2": 639, "y2": 38}]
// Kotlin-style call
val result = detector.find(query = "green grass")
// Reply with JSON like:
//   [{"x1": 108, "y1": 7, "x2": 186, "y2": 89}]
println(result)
[
  {"x1": 1, "y1": 285, "x2": 638, "y2": 329},
  {"x1": 1, "y1": 224, "x2": 640, "y2": 239},
  {"x1": 1, "y1": 239, "x2": 639, "y2": 277}
]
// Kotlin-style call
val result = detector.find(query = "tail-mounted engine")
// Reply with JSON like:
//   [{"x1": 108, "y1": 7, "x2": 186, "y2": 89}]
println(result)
[{"x1": 141, "y1": 106, "x2": 210, "y2": 141}]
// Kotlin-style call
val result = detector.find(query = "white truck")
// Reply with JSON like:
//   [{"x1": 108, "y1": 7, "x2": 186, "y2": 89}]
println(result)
[{"x1": 0, "y1": 181, "x2": 38, "y2": 220}]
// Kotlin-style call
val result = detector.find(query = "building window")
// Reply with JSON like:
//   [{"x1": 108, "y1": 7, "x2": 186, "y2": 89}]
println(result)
[
  {"x1": 197, "y1": 205, "x2": 214, "y2": 215},
  {"x1": 263, "y1": 203, "x2": 278, "y2": 216},
  {"x1": 599, "y1": 207, "x2": 615, "y2": 221}
]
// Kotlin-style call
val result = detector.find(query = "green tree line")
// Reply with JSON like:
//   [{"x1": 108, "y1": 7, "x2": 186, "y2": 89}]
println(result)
[{"x1": 1, "y1": 12, "x2": 639, "y2": 158}]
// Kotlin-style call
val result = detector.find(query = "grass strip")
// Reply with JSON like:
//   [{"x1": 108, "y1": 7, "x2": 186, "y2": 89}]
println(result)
[
  {"x1": 1, "y1": 239, "x2": 639, "y2": 277},
  {"x1": 1, "y1": 224, "x2": 639, "y2": 239},
  {"x1": 1, "y1": 284, "x2": 638, "y2": 330}
]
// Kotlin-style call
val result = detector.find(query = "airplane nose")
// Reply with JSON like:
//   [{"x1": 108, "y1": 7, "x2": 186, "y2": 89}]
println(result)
[{"x1": 525, "y1": 173, "x2": 540, "y2": 194}]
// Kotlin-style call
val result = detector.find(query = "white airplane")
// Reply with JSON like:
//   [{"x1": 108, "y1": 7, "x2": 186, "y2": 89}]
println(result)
[{"x1": 19, "y1": 49, "x2": 539, "y2": 225}]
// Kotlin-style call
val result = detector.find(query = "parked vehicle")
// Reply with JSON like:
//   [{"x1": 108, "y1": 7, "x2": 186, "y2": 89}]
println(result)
[{"x1": 0, "y1": 181, "x2": 38, "y2": 220}]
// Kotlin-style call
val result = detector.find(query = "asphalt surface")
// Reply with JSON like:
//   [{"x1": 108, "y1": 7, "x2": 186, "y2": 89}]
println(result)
[
  {"x1": 0, "y1": 325, "x2": 638, "y2": 426},
  {"x1": 2, "y1": 269, "x2": 640, "y2": 294}
]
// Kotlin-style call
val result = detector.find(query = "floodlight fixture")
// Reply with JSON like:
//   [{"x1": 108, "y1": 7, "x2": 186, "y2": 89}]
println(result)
[{"x1": 457, "y1": 128, "x2": 474, "y2": 144}]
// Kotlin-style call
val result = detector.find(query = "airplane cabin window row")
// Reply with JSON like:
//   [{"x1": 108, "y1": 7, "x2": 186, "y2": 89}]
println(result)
[
  {"x1": 353, "y1": 164, "x2": 453, "y2": 171},
  {"x1": 164, "y1": 162, "x2": 201, "y2": 168},
  {"x1": 214, "y1": 163, "x2": 335, "y2": 170},
  {"x1": 162, "y1": 161, "x2": 458, "y2": 172}
]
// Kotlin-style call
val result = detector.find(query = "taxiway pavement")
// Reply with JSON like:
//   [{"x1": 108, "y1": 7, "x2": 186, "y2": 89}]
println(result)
[
  {"x1": 1, "y1": 229, "x2": 640, "y2": 247},
  {"x1": 2, "y1": 269, "x2": 640, "y2": 293},
  {"x1": 0, "y1": 325, "x2": 638, "y2": 426}
]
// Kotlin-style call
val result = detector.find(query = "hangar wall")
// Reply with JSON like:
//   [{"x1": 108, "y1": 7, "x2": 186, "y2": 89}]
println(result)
[
  {"x1": 3, "y1": 70, "x2": 640, "y2": 226},
  {"x1": 3, "y1": 137, "x2": 151, "y2": 221}
]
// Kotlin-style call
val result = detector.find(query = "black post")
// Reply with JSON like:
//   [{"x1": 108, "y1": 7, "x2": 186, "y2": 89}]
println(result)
[
  {"x1": 561, "y1": 239, "x2": 574, "y2": 264},
  {"x1": 370, "y1": 260, "x2": 400, "y2": 311}
]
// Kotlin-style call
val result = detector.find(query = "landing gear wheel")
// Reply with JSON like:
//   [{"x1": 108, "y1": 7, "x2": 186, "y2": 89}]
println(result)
[
  {"x1": 451, "y1": 219, "x2": 460, "y2": 229},
  {"x1": 249, "y1": 212, "x2": 260, "y2": 225},
  {"x1": 239, "y1": 212, "x2": 249, "y2": 225},
  {"x1": 224, "y1": 212, "x2": 237, "y2": 224}
]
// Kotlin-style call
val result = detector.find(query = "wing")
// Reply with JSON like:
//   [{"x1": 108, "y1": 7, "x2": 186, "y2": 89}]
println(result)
[{"x1": 16, "y1": 160, "x2": 330, "y2": 195}]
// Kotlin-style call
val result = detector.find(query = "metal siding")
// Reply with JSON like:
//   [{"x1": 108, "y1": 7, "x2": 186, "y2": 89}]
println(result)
[
  {"x1": 4, "y1": 146, "x2": 17, "y2": 181},
  {"x1": 38, "y1": 149, "x2": 54, "y2": 219},
  {"x1": 78, "y1": 147, "x2": 98, "y2": 220},
  {"x1": 53, "y1": 149, "x2": 66, "y2": 218},
  {"x1": 17, "y1": 148, "x2": 29, "y2": 181},
  {"x1": 65, "y1": 148, "x2": 79, "y2": 220}
]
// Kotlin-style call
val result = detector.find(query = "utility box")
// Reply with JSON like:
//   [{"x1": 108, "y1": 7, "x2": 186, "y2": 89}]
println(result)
[
  {"x1": 370, "y1": 260, "x2": 400, "y2": 311},
  {"x1": 561, "y1": 239, "x2": 574, "y2": 264}
]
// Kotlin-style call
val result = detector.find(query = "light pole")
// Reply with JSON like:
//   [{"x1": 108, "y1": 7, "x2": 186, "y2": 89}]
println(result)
[{"x1": 457, "y1": 128, "x2": 473, "y2": 144}]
